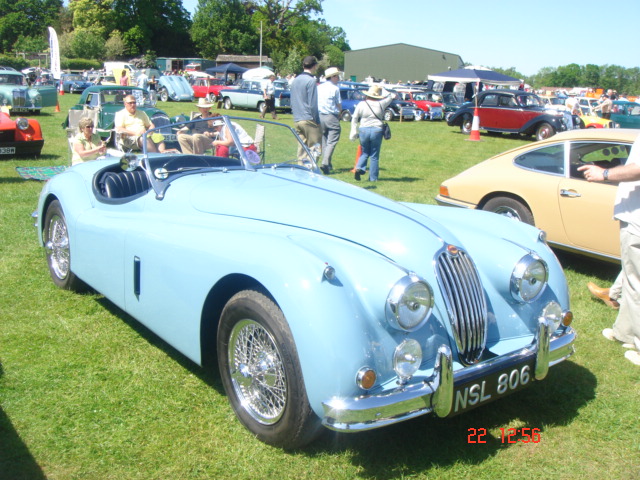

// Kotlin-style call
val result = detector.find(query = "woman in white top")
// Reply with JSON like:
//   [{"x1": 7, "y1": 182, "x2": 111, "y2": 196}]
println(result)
[
  {"x1": 211, "y1": 119, "x2": 256, "y2": 157},
  {"x1": 349, "y1": 84, "x2": 394, "y2": 181}
]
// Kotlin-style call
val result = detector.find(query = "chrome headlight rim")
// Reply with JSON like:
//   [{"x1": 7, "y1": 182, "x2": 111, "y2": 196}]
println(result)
[
  {"x1": 386, "y1": 274, "x2": 434, "y2": 332},
  {"x1": 15, "y1": 117, "x2": 29, "y2": 130},
  {"x1": 511, "y1": 254, "x2": 548, "y2": 303}
]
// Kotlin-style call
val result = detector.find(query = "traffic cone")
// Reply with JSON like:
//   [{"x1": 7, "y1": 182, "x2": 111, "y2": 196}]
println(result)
[
  {"x1": 351, "y1": 144, "x2": 362, "y2": 172},
  {"x1": 467, "y1": 107, "x2": 481, "y2": 141},
  {"x1": 59, "y1": 82, "x2": 64, "y2": 95},
  {"x1": 55, "y1": 101, "x2": 60, "y2": 112}
]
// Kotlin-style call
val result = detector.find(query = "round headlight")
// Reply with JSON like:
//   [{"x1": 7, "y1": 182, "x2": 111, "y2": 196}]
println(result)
[
  {"x1": 393, "y1": 339, "x2": 422, "y2": 380},
  {"x1": 540, "y1": 301, "x2": 563, "y2": 335},
  {"x1": 16, "y1": 117, "x2": 29, "y2": 130},
  {"x1": 511, "y1": 254, "x2": 548, "y2": 302},
  {"x1": 386, "y1": 275, "x2": 433, "y2": 331}
]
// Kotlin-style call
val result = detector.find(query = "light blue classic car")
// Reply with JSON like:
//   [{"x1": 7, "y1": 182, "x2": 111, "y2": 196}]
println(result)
[
  {"x1": 138, "y1": 69, "x2": 194, "y2": 102},
  {"x1": 219, "y1": 80, "x2": 290, "y2": 114},
  {"x1": 36, "y1": 116, "x2": 576, "y2": 448},
  {"x1": 0, "y1": 70, "x2": 58, "y2": 113},
  {"x1": 60, "y1": 73, "x2": 93, "y2": 94}
]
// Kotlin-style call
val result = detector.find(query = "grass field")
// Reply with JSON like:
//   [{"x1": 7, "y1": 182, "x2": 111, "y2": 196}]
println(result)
[{"x1": 1, "y1": 93, "x2": 638, "y2": 480}]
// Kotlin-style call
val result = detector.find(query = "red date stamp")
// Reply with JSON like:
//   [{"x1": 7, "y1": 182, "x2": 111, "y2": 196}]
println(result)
[{"x1": 467, "y1": 427, "x2": 541, "y2": 444}]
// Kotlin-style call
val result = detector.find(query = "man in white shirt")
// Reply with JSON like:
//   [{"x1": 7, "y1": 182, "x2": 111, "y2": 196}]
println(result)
[
  {"x1": 579, "y1": 134, "x2": 640, "y2": 365},
  {"x1": 317, "y1": 67, "x2": 342, "y2": 174}
]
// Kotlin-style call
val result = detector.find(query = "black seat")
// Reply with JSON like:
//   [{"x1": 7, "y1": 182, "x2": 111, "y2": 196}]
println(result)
[{"x1": 100, "y1": 170, "x2": 151, "y2": 199}]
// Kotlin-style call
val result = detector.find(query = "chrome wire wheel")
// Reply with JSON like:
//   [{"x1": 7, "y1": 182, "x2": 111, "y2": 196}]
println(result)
[
  {"x1": 46, "y1": 213, "x2": 70, "y2": 280},
  {"x1": 228, "y1": 319, "x2": 287, "y2": 425}
]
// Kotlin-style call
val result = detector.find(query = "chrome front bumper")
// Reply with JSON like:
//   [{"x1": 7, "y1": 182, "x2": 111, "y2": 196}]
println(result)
[{"x1": 322, "y1": 319, "x2": 576, "y2": 432}]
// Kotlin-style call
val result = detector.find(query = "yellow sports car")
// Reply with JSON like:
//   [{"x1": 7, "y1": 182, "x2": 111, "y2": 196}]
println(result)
[{"x1": 436, "y1": 129, "x2": 640, "y2": 263}]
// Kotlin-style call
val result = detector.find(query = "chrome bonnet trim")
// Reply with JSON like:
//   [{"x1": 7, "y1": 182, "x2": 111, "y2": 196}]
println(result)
[{"x1": 321, "y1": 326, "x2": 575, "y2": 433}]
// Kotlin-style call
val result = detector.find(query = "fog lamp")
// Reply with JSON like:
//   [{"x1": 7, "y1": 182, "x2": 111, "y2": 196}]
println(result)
[
  {"x1": 540, "y1": 301, "x2": 562, "y2": 336},
  {"x1": 393, "y1": 339, "x2": 422, "y2": 381}
]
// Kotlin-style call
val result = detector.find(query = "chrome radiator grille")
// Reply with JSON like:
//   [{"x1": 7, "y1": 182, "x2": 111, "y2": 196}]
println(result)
[
  {"x1": 12, "y1": 89, "x2": 27, "y2": 107},
  {"x1": 436, "y1": 247, "x2": 487, "y2": 365}
]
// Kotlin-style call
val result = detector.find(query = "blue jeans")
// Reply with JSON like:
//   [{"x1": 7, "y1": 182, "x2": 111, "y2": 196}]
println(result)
[{"x1": 356, "y1": 126, "x2": 383, "y2": 181}]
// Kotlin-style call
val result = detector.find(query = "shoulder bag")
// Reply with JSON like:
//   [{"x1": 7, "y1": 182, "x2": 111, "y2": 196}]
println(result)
[{"x1": 365, "y1": 100, "x2": 391, "y2": 140}]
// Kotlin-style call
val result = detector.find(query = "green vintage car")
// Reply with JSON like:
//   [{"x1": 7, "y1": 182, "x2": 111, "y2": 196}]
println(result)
[
  {"x1": 609, "y1": 101, "x2": 640, "y2": 129},
  {"x1": 65, "y1": 85, "x2": 173, "y2": 141},
  {"x1": 0, "y1": 69, "x2": 58, "y2": 114}
]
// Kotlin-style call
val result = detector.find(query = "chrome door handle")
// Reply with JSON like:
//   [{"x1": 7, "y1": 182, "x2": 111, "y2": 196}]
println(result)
[{"x1": 560, "y1": 189, "x2": 582, "y2": 198}]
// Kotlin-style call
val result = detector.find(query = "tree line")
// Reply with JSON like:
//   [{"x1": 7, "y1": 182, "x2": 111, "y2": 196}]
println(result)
[{"x1": 0, "y1": 0, "x2": 349, "y2": 75}]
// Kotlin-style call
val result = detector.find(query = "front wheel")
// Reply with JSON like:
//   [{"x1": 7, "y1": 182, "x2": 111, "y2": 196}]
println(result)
[
  {"x1": 217, "y1": 289, "x2": 322, "y2": 448},
  {"x1": 159, "y1": 88, "x2": 169, "y2": 102},
  {"x1": 383, "y1": 109, "x2": 394, "y2": 122},
  {"x1": 258, "y1": 101, "x2": 266, "y2": 114},
  {"x1": 482, "y1": 196, "x2": 534, "y2": 225},
  {"x1": 42, "y1": 200, "x2": 86, "y2": 291},
  {"x1": 340, "y1": 110, "x2": 352, "y2": 122},
  {"x1": 224, "y1": 97, "x2": 233, "y2": 110},
  {"x1": 535, "y1": 122, "x2": 554, "y2": 141},
  {"x1": 207, "y1": 93, "x2": 216, "y2": 103},
  {"x1": 461, "y1": 113, "x2": 473, "y2": 134}
]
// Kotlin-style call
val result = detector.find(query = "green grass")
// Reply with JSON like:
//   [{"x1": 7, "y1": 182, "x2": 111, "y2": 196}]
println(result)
[{"x1": 1, "y1": 94, "x2": 638, "y2": 479}]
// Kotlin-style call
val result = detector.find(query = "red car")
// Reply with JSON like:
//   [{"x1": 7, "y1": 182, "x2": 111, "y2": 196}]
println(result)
[
  {"x1": 0, "y1": 110, "x2": 44, "y2": 157},
  {"x1": 192, "y1": 77, "x2": 236, "y2": 102},
  {"x1": 396, "y1": 89, "x2": 444, "y2": 120}
]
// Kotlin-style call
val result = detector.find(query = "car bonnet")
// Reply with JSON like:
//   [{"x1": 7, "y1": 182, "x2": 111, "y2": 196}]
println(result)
[{"x1": 188, "y1": 171, "x2": 460, "y2": 269}]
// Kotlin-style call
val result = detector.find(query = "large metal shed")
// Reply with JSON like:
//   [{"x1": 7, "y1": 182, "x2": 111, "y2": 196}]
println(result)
[{"x1": 344, "y1": 43, "x2": 463, "y2": 83}]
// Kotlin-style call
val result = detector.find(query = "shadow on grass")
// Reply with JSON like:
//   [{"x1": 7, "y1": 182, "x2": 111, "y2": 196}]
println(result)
[
  {"x1": 303, "y1": 361, "x2": 596, "y2": 477},
  {"x1": 554, "y1": 250, "x2": 620, "y2": 280},
  {"x1": 93, "y1": 297, "x2": 225, "y2": 396},
  {"x1": 0, "y1": 360, "x2": 48, "y2": 480}
]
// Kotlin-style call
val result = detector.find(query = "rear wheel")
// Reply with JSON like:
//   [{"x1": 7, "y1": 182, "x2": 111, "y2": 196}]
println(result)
[
  {"x1": 535, "y1": 122, "x2": 554, "y2": 141},
  {"x1": 217, "y1": 289, "x2": 322, "y2": 449},
  {"x1": 482, "y1": 197, "x2": 534, "y2": 225},
  {"x1": 159, "y1": 88, "x2": 169, "y2": 102},
  {"x1": 207, "y1": 93, "x2": 216, "y2": 103},
  {"x1": 383, "y1": 109, "x2": 394, "y2": 122},
  {"x1": 258, "y1": 101, "x2": 266, "y2": 114},
  {"x1": 340, "y1": 110, "x2": 352, "y2": 122},
  {"x1": 42, "y1": 200, "x2": 86, "y2": 291}
]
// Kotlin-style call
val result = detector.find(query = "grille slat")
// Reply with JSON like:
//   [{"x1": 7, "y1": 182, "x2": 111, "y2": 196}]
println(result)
[{"x1": 436, "y1": 248, "x2": 487, "y2": 365}]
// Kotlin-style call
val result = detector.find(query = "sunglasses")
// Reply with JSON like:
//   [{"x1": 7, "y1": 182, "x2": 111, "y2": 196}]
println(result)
[
  {"x1": 125, "y1": 101, "x2": 136, "y2": 105},
  {"x1": 84, "y1": 125, "x2": 94, "y2": 129}
]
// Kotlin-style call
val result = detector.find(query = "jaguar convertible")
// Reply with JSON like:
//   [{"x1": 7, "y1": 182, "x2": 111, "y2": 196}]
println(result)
[{"x1": 36, "y1": 116, "x2": 576, "y2": 448}]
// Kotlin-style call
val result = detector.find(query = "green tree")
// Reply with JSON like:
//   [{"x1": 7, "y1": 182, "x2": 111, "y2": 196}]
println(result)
[
  {"x1": 554, "y1": 63, "x2": 582, "y2": 87},
  {"x1": 69, "y1": 0, "x2": 116, "y2": 38},
  {"x1": 0, "y1": 0, "x2": 63, "y2": 52},
  {"x1": 582, "y1": 64, "x2": 600, "y2": 87},
  {"x1": 104, "y1": 30, "x2": 126, "y2": 60},
  {"x1": 191, "y1": 0, "x2": 258, "y2": 59},
  {"x1": 70, "y1": 28, "x2": 105, "y2": 59},
  {"x1": 12, "y1": 35, "x2": 49, "y2": 53},
  {"x1": 112, "y1": 0, "x2": 193, "y2": 57}
]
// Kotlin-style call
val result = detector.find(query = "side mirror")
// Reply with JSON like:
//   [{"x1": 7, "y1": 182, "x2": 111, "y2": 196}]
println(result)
[{"x1": 120, "y1": 154, "x2": 140, "y2": 172}]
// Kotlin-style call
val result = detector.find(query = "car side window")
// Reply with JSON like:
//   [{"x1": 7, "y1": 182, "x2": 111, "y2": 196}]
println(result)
[
  {"x1": 87, "y1": 93, "x2": 99, "y2": 107},
  {"x1": 569, "y1": 142, "x2": 630, "y2": 179},
  {"x1": 498, "y1": 96, "x2": 517, "y2": 107},
  {"x1": 514, "y1": 144, "x2": 565, "y2": 175},
  {"x1": 480, "y1": 94, "x2": 498, "y2": 107}
]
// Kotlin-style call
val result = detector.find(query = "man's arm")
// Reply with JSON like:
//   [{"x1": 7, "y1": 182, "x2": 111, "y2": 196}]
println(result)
[{"x1": 578, "y1": 162, "x2": 640, "y2": 182}]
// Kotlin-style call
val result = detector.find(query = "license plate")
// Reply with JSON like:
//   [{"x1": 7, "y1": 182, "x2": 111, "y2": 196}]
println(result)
[
  {"x1": 450, "y1": 358, "x2": 535, "y2": 416},
  {"x1": 0, "y1": 147, "x2": 16, "y2": 155}
]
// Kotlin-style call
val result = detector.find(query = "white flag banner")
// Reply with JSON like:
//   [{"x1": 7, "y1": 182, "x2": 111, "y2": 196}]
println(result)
[{"x1": 48, "y1": 26, "x2": 60, "y2": 80}]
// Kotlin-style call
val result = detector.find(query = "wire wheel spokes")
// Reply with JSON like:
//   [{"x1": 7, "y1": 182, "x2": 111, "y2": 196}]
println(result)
[
  {"x1": 228, "y1": 319, "x2": 287, "y2": 425},
  {"x1": 46, "y1": 215, "x2": 70, "y2": 280}
]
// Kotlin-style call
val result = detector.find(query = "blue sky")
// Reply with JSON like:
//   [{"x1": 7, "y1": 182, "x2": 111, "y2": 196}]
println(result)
[{"x1": 181, "y1": 0, "x2": 639, "y2": 77}]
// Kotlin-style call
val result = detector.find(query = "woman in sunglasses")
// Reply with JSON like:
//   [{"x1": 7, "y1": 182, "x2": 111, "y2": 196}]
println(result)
[{"x1": 72, "y1": 117, "x2": 106, "y2": 165}]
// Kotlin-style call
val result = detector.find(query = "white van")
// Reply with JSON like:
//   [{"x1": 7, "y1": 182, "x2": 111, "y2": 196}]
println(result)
[{"x1": 103, "y1": 62, "x2": 136, "y2": 76}]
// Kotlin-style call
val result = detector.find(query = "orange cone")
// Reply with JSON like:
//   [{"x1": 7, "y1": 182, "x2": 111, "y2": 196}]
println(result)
[
  {"x1": 467, "y1": 107, "x2": 481, "y2": 142},
  {"x1": 351, "y1": 144, "x2": 362, "y2": 172},
  {"x1": 55, "y1": 100, "x2": 60, "y2": 112},
  {"x1": 59, "y1": 82, "x2": 64, "y2": 95}
]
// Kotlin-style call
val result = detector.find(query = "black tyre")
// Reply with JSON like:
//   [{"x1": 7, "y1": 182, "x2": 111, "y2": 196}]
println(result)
[
  {"x1": 224, "y1": 97, "x2": 233, "y2": 110},
  {"x1": 535, "y1": 122, "x2": 554, "y2": 141},
  {"x1": 482, "y1": 196, "x2": 534, "y2": 225},
  {"x1": 159, "y1": 88, "x2": 169, "y2": 102},
  {"x1": 383, "y1": 109, "x2": 394, "y2": 122},
  {"x1": 340, "y1": 110, "x2": 352, "y2": 122},
  {"x1": 42, "y1": 200, "x2": 86, "y2": 291},
  {"x1": 258, "y1": 101, "x2": 266, "y2": 114},
  {"x1": 207, "y1": 93, "x2": 216, "y2": 103},
  {"x1": 217, "y1": 289, "x2": 322, "y2": 449},
  {"x1": 461, "y1": 114, "x2": 473, "y2": 134}
]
